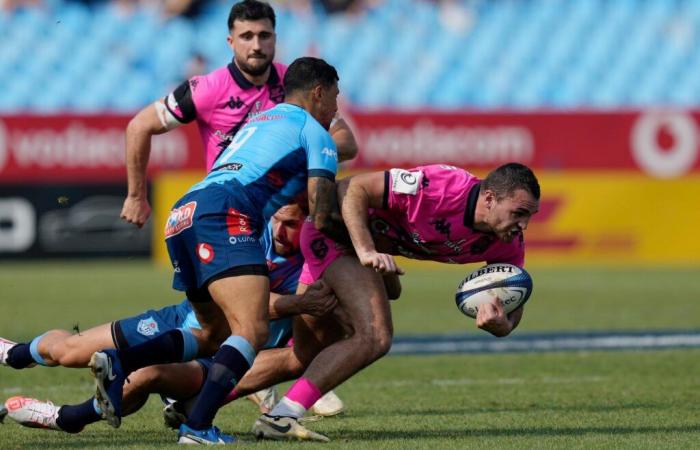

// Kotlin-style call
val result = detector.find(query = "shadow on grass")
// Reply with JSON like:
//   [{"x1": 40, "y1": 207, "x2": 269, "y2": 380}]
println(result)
[
  {"x1": 350, "y1": 401, "x2": 677, "y2": 418},
  {"x1": 331, "y1": 424, "x2": 700, "y2": 441}
]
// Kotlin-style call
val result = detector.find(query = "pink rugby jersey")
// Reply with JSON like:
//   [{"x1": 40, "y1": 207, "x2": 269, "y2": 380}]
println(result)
[
  {"x1": 299, "y1": 164, "x2": 524, "y2": 284},
  {"x1": 164, "y1": 61, "x2": 286, "y2": 170}
]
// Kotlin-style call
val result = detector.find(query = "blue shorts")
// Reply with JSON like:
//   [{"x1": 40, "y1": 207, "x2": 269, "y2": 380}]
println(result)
[
  {"x1": 112, "y1": 301, "x2": 197, "y2": 349},
  {"x1": 113, "y1": 302, "x2": 292, "y2": 356},
  {"x1": 165, "y1": 183, "x2": 267, "y2": 292}
]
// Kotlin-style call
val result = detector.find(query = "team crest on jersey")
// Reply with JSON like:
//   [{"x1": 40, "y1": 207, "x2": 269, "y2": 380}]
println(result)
[
  {"x1": 165, "y1": 202, "x2": 197, "y2": 238},
  {"x1": 390, "y1": 169, "x2": 423, "y2": 195},
  {"x1": 137, "y1": 317, "x2": 160, "y2": 337},
  {"x1": 227, "y1": 208, "x2": 253, "y2": 235}
]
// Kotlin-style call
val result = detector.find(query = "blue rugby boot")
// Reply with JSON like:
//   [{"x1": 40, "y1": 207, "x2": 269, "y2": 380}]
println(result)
[
  {"x1": 178, "y1": 423, "x2": 236, "y2": 445},
  {"x1": 89, "y1": 350, "x2": 124, "y2": 428}
]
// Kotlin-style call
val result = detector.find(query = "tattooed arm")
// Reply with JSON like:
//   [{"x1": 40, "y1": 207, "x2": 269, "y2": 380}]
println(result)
[{"x1": 308, "y1": 176, "x2": 351, "y2": 246}]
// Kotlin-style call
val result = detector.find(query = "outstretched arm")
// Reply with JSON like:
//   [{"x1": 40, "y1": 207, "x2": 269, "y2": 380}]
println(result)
[
  {"x1": 121, "y1": 101, "x2": 175, "y2": 228},
  {"x1": 340, "y1": 172, "x2": 403, "y2": 274}
]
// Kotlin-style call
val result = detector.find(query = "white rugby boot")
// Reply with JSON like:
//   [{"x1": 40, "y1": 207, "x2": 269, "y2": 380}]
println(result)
[
  {"x1": 252, "y1": 413, "x2": 330, "y2": 442},
  {"x1": 0, "y1": 338, "x2": 18, "y2": 366},
  {"x1": 310, "y1": 390, "x2": 345, "y2": 417},
  {"x1": 4, "y1": 396, "x2": 64, "y2": 431}
]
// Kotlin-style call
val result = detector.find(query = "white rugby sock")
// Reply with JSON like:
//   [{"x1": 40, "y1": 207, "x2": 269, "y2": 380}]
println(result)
[{"x1": 269, "y1": 397, "x2": 306, "y2": 418}]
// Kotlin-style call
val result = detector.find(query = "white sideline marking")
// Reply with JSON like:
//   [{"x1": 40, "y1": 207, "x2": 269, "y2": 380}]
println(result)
[
  {"x1": 389, "y1": 331, "x2": 700, "y2": 355},
  {"x1": 365, "y1": 375, "x2": 605, "y2": 389}
]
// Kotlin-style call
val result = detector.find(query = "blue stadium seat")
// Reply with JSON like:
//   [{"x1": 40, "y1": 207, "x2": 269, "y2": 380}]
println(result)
[{"x1": 2, "y1": 0, "x2": 700, "y2": 111}]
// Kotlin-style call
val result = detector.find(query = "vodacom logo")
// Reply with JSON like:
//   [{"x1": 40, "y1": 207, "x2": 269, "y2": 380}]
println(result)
[
  {"x1": 0, "y1": 120, "x2": 7, "y2": 172},
  {"x1": 631, "y1": 111, "x2": 699, "y2": 178}
]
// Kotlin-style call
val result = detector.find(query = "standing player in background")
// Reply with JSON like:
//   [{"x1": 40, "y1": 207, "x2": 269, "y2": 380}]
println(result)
[
  {"x1": 244, "y1": 163, "x2": 540, "y2": 441},
  {"x1": 120, "y1": 0, "x2": 357, "y2": 228},
  {"x1": 119, "y1": 0, "x2": 352, "y2": 415},
  {"x1": 0, "y1": 205, "x2": 337, "y2": 434},
  {"x1": 90, "y1": 57, "x2": 344, "y2": 444}
]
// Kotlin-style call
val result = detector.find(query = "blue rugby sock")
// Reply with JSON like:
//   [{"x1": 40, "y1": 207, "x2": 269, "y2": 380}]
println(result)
[
  {"x1": 186, "y1": 336, "x2": 255, "y2": 430},
  {"x1": 118, "y1": 329, "x2": 185, "y2": 375},
  {"x1": 55, "y1": 397, "x2": 102, "y2": 433}
]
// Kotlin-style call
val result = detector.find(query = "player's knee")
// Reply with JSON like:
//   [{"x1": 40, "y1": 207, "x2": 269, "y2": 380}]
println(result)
[
  {"x1": 51, "y1": 341, "x2": 87, "y2": 367},
  {"x1": 355, "y1": 326, "x2": 392, "y2": 363},
  {"x1": 128, "y1": 366, "x2": 162, "y2": 392},
  {"x1": 195, "y1": 326, "x2": 230, "y2": 353}
]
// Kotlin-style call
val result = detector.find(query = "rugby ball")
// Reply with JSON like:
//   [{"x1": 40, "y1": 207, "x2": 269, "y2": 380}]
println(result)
[{"x1": 455, "y1": 263, "x2": 533, "y2": 318}]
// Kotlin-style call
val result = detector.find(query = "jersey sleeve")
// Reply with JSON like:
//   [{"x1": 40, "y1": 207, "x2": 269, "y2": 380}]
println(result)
[
  {"x1": 164, "y1": 80, "x2": 197, "y2": 124},
  {"x1": 301, "y1": 120, "x2": 337, "y2": 180},
  {"x1": 164, "y1": 74, "x2": 220, "y2": 124}
]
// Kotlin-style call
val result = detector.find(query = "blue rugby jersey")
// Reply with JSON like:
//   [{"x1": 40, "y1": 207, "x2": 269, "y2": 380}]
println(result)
[{"x1": 187, "y1": 103, "x2": 338, "y2": 220}]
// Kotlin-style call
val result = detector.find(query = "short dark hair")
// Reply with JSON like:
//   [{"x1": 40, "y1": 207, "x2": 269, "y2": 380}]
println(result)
[
  {"x1": 482, "y1": 162, "x2": 540, "y2": 200},
  {"x1": 228, "y1": 0, "x2": 276, "y2": 31},
  {"x1": 283, "y1": 57, "x2": 339, "y2": 95}
]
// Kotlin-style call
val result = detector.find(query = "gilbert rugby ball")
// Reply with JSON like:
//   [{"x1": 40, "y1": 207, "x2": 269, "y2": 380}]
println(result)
[{"x1": 455, "y1": 263, "x2": 533, "y2": 318}]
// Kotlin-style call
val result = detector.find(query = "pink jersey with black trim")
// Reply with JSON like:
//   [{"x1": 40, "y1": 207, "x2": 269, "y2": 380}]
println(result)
[
  {"x1": 164, "y1": 61, "x2": 287, "y2": 170},
  {"x1": 298, "y1": 164, "x2": 525, "y2": 285},
  {"x1": 370, "y1": 164, "x2": 525, "y2": 266}
]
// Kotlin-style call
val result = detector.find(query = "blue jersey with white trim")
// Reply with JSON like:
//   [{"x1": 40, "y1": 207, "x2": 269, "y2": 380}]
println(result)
[{"x1": 188, "y1": 103, "x2": 338, "y2": 220}]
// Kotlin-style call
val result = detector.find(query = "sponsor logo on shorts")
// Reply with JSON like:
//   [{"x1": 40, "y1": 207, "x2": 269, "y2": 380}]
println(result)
[
  {"x1": 227, "y1": 208, "x2": 252, "y2": 235},
  {"x1": 229, "y1": 235, "x2": 257, "y2": 245},
  {"x1": 197, "y1": 243, "x2": 214, "y2": 263},
  {"x1": 310, "y1": 237, "x2": 329, "y2": 260},
  {"x1": 137, "y1": 317, "x2": 160, "y2": 337},
  {"x1": 165, "y1": 201, "x2": 196, "y2": 238}
]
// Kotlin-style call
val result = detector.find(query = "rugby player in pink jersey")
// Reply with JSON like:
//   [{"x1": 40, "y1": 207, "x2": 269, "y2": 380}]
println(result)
[
  {"x1": 245, "y1": 163, "x2": 540, "y2": 441},
  {"x1": 120, "y1": 0, "x2": 357, "y2": 228}
]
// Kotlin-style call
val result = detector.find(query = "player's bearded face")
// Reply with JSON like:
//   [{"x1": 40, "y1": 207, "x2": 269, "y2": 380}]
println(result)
[
  {"x1": 271, "y1": 205, "x2": 305, "y2": 255},
  {"x1": 229, "y1": 19, "x2": 276, "y2": 77},
  {"x1": 488, "y1": 189, "x2": 539, "y2": 243}
]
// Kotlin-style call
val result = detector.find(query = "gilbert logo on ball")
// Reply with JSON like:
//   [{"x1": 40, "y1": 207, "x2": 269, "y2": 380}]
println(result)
[{"x1": 455, "y1": 264, "x2": 533, "y2": 319}]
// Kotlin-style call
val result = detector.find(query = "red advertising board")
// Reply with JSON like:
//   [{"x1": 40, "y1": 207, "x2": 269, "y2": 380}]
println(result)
[
  {"x1": 2, "y1": 110, "x2": 699, "y2": 181},
  {"x1": 344, "y1": 109, "x2": 700, "y2": 177},
  {"x1": 0, "y1": 115, "x2": 204, "y2": 183}
]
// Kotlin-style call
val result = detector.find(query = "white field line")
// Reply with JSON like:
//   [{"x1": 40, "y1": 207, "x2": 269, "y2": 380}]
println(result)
[{"x1": 389, "y1": 332, "x2": 700, "y2": 355}]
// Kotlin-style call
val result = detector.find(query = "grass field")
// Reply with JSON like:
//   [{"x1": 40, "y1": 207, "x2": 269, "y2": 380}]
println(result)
[{"x1": 1, "y1": 261, "x2": 699, "y2": 448}]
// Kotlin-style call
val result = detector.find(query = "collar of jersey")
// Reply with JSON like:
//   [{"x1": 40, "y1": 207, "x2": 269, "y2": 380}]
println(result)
[
  {"x1": 463, "y1": 181, "x2": 481, "y2": 228},
  {"x1": 228, "y1": 60, "x2": 281, "y2": 90}
]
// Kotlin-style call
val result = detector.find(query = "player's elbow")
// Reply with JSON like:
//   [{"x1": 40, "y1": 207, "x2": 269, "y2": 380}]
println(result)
[{"x1": 337, "y1": 141, "x2": 358, "y2": 162}]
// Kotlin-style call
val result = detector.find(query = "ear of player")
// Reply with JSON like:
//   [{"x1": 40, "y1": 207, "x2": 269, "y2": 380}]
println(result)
[{"x1": 455, "y1": 264, "x2": 533, "y2": 319}]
